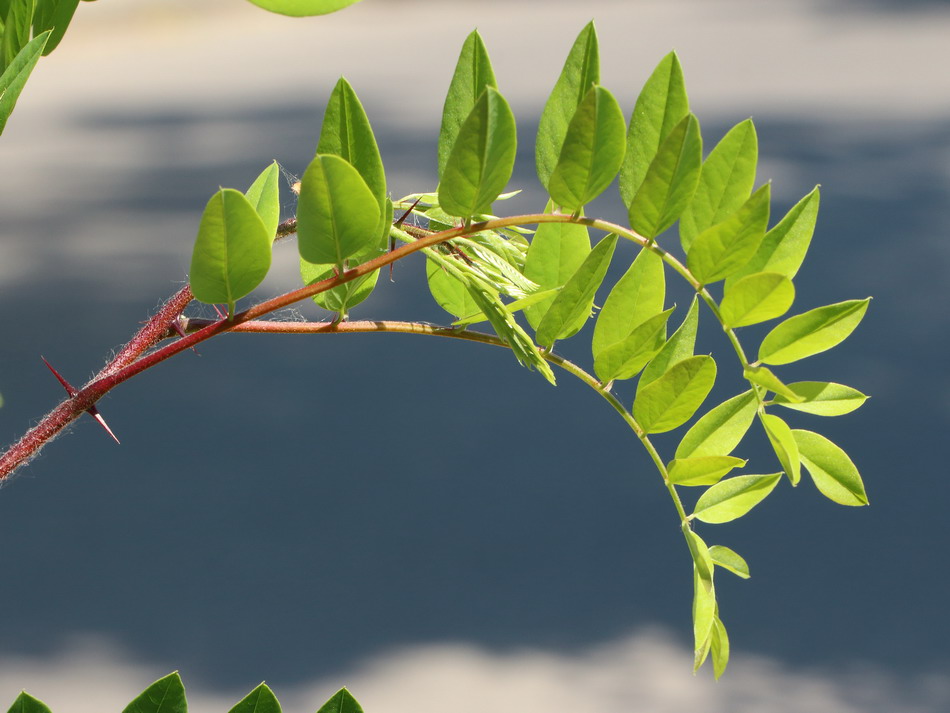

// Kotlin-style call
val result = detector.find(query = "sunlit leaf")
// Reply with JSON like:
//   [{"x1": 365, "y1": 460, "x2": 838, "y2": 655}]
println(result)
[
  {"x1": 438, "y1": 29, "x2": 497, "y2": 180},
  {"x1": 594, "y1": 307, "x2": 672, "y2": 382},
  {"x1": 743, "y1": 365, "x2": 803, "y2": 402},
  {"x1": 708, "y1": 545, "x2": 750, "y2": 579},
  {"x1": 639, "y1": 295, "x2": 698, "y2": 391},
  {"x1": 691, "y1": 473, "x2": 782, "y2": 524},
  {"x1": 633, "y1": 355, "x2": 716, "y2": 434},
  {"x1": 296, "y1": 154, "x2": 381, "y2": 267},
  {"x1": 243, "y1": 0, "x2": 361, "y2": 17},
  {"x1": 316, "y1": 688, "x2": 364, "y2": 713},
  {"x1": 794, "y1": 429, "x2": 868, "y2": 506},
  {"x1": 675, "y1": 389, "x2": 756, "y2": 459},
  {"x1": 0, "y1": 30, "x2": 50, "y2": 135},
  {"x1": 760, "y1": 412, "x2": 801, "y2": 485},
  {"x1": 245, "y1": 161, "x2": 281, "y2": 239},
  {"x1": 627, "y1": 114, "x2": 703, "y2": 239},
  {"x1": 190, "y1": 188, "x2": 272, "y2": 315},
  {"x1": 686, "y1": 184, "x2": 770, "y2": 284},
  {"x1": 7, "y1": 692, "x2": 52, "y2": 713},
  {"x1": 692, "y1": 569, "x2": 715, "y2": 673},
  {"x1": 122, "y1": 672, "x2": 187, "y2": 713},
  {"x1": 720, "y1": 272, "x2": 795, "y2": 328},
  {"x1": 548, "y1": 85, "x2": 626, "y2": 211},
  {"x1": 758, "y1": 298, "x2": 870, "y2": 365},
  {"x1": 424, "y1": 252, "x2": 481, "y2": 319},
  {"x1": 535, "y1": 234, "x2": 618, "y2": 347},
  {"x1": 228, "y1": 683, "x2": 281, "y2": 713},
  {"x1": 685, "y1": 527, "x2": 714, "y2": 590},
  {"x1": 619, "y1": 51, "x2": 688, "y2": 205},
  {"x1": 536, "y1": 21, "x2": 599, "y2": 188},
  {"x1": 439, "y1": 87, "x2": 517, "y2": 220},
  {"x1": 680, "y1": 118, "x2": 758, "y2": 252},
  {"x1": 711, "y1": 615, "x2": 731, "y2": 679},
  {"x1": 772, "y1": 381, "x2": 869, "y2": 416},
  {"x1": 667, "y1": 455, "x2": 746, "y2": 486}
]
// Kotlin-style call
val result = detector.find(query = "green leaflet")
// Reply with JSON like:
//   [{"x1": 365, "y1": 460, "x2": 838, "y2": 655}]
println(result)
[
  {"x1": 296, "y1": 154, "x2": 381, "y2": 267},
  {"x1": 535, "y1": 234, "x2": 617, "y2": 347},
  {"x1": 523, "y1": 199, "x2": 591, "y2": 329},
  {"x1": 245, "y1": 161, "x2": 281, "y2": 239},
  {"x1": 794, "y1": 429, "x2": 868, "y2": 506},
  {"x1": 439, "y1": 87, "x2": 517, "y2": 220},
  {"x1": 425, "y1": 252, "x2": 480, "y2": 319},
  {"x1": 0, "y1": 30, "x2": 49, "y2": 135},
  {"x1": 680, "y1": 118, "x2": 758, "y2": 252},
  {"x1": 547, "y1": 85, "x2": 626, "y2": 211},
  {"x1": 619, "y1": 51, "x2": 689, "y2": 205},
  {"x1": 633, "y1": 354, "x2": 716, "y2": 434},
  {"x1": 31, "y1": 0, "x2": 79, "y2": 56},
  {"x1": 455, "y1": 287, "x2": 562, "y2": 327},
  {"x1": 720, "y1": 272, "x2": 795, "y2": 328},
  {"x1": 639, "y1": 295, "x2": 699, "y2": 391},
  {"x1": 675, "y1": 390, "x2": 757, "y2": 459},
  {"x1": 7, "y1": 692, "x2": 52, "y2": 713},
  {"x1": 758, "y1": 298, "x2": 870, "y2": 365},
  {"x1": 685, "y1": 527, "x2": 714, "y2": 591},
  {"x1": 190, "y1": 188, "x2": 272, "y2": 315},
  {"x1": 318, "y1": 77, "x2": 388, "y2": 240},
  {"x1": 692, "y1": 568, "x2": 716, "y2": 672},
  {"x1": 686, "y1": 184, "x2": 770, "y2": 285},
  {"x1": 536, "y1": 21, "x2": 599, "y2": 188},
  {"x1": 691, "y1": 473, "x2": 782, "y2": 524},
  {"x1": 592, "y1": 247, "x2": 665, "y2": 363},
  {"x1": 593, "y1": 307, "x2": 672, "y2": 383},
  {"x1": 227, "y1": 684, "x2": 282, "y2": 713},
  {"x1": 438, "y1": 29, "x2": 497, "y2": 180},
  {"x1": 708, "y1": 545, "x2": 751, "y2": 579},
  {"x1": 122, "y1": 672, "x2": 187, "y2": 713},
  {"x1": 742, "y1": 364, "x2": 803, "y2": 402},
  {"x1": 317, "y1": 689, "x2": 364, "y2": 713},
  {"x1": 243, "y1": 0, "x2": 361, "y2": 16},
  {"x1": 627, "y1": 113, "x2": 703, "y2": 239},
  {"x1": 667, "y1": 455, "x2": 746, "y2": 486},
  {"x1": 772, "y1": 381, "x2": 869, "y2": 416},
  {"x1": 760, "y1": 412, "x2": 801, "y2": 485},
  {"x1": 1, "y1": 0, "x2": 34, "y2": 72},
  {"x1": 711, "y1": 615, "x2": 731, "y2": 679},
  {"x1": 726, "y1": 186, "x2": 820, "y2": 288}
]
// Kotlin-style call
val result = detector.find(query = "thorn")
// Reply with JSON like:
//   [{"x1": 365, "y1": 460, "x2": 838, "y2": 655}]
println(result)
[
  {"x1": 212, "y1": 304, "x2": 228, "y2": 320},
  {"x1": 41, "y1": 356, "x2": 120, "y2": 445},
  {"x1": 394, "y1": 197, "x2": 422, "y2": 228}
]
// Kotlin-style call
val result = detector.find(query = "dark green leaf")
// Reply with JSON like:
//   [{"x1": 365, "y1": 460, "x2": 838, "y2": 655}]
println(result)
[
  {"x1": 794, "y1": 430, "x2": 868, "y2": 506},
  {"x1": 438, "y1": 29, "x2": 497, "y2": 180},
  {"x1": 228, "y1": 683, "x2": 281, "y2": 713},
  {"x1": 31, "y1": 0, "x2": 79, "y2": 55},
  {"x1": 439, "y1": 87, "x2": 517, "y2": 220},
  {"x1": 619, "y1": 51, "x2": 688, "y2": 205},
  {"x1": 686, "y1": 184, "x2": 770, "y2": 284},
  {"x1": 593, "y1": 307, "x2": 672, "y2": 383},
  {"x1": 692, "y1": 473, "x2": 782, "y2": 524},
  {"x1": 0, "y1": 30, "x2": 49, "y2": 135},
  {"x1": 523, "y1": 199, "x2": 591, "y2": 328},
  {"x1": 772, "y1": 381, "x2": 869, "y2": 416},
  {"x1": 639, "y1": 295, "x2": 698, "y2": 391},
  {"x1": 296, "y1": 154, "x2": 381, "y2": 267},
  {"x1": 2, "y1": 0, "x2": 34, "y2": 71},
  {"x1": 548, "y1": 86, "x2": 626, "y2": 210},
  {"x1": 7, "y1": 692, "x2": 52, "y2": 713},
  {"x1": 316, "y1": 688, "x2": 364, "y2": 713},
  {"x1": 708, "y1": 545, "x2": 750, "y2": 579},
  {"x1": 720, "y1": 271, "x2": 795, "y2": 328},
  {"x1": 245, "y1": 161, "x2": 281, "y2": 239},
  {"x1": 633, "y1": 354, "x2": 716, "y2": 433},
  {"x1": 627, "y1": 114, "x2": 703, "y2": 239},
  {"x1": 536, "y1": 21, "x2": 599, "y2": 188},
  {"x1": 535, "y1": 234, "x2": 618, "y2": 347},
  {"x1": 758, "y1": 298, "x2": 870, "y2": 365},
  {"x1": 122, "y1": 672, "x2": 187, "y2": 713},
  {"x1": 190, "y1": 188, "x2": 272, "y2": 314},
  {"x1": 680, "y1": 118, "x2": 758, "y2": 252},
  {"x1": 667, "y1": 455, "x2": 746, "y2": 486},
  {"x1": 760, "y1": 412, "x2": 800, "y2": 485},
  {"x1": 675, "y1": 390, "x2": 757, "y2": 459},
  {"x1": 243, "y1": 0, "x2": 361, "y2": 16}
]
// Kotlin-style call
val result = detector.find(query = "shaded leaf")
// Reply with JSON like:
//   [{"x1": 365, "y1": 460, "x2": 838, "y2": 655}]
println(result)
[
  {"x1": 439, "y1": 87, "x2": 517, "y2": 220},
  {"x1": 2, "y1": 0, "x2": 34, "y2": 71},
  {"x1": 761, "y1": 412, "x2": 801, "y2": 485},
  {"x1": 794, "y1": 429, "x2": 868, "y2": 506},
  {"x1": 772, "y1": 381, "x2": 868, "y2": 416},
  {"x1": 708, "y1": 545, "x2": 750, "y2": 579},
  {"x1": 0, "y1": 30, "x2": 49, "y2": 135},
  {"x1": 593, "y1": 307, "x2": 672, "y2": 383},
  {"x1": 721, "y1": 272, "x2": 795, "y2": 328},
  {"x1": 675, "y1": 389, "x2": 756, "y2": 459},
  {"x1": 31, "y1": 0, "x2": 79, "y2": 55},
  {"x1": 228, "y1": 683, "x2": 281, "y2": 713},
  {"x1": 7, "y1": 692, "x2": 52, "y2": 713},
  {"x1": 667, "y1": 455, "x2": 746, "y2": 486},
  {"x1": 633, "y1": 355, "x2": 716, "y2": 434},
  {"x1": 758, "y1": 298, "x2": 870, "y2": 365},
  {"x1": 548, "y1": 85, "x2": 626, "y2": 210},
  {"x1": 245, "y1": 161, "x2": 281, "y2": 239},
  {"x1": 122, "y1": 672, "x2": 187, "y2": 713},
  {"x1": 639, "y1": 295, "x2": 698, "y2": 391},
  {"x1": 536, "y1": 21, "x2": 599, "y2": 188},
  {"x1": 316, "y1": 688, "x2": 364, "y2": 713},
  {"x1": 692, "y1": 473, "x2": 782, "y2": 524},
  {"x1": 243, "y1": 0, "x2": 361, "y2": 17}
]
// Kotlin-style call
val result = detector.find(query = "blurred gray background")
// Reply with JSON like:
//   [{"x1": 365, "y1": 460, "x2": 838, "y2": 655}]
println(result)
[{"x1": 1, "y1": 0, "x2": 948, "y2": 710}]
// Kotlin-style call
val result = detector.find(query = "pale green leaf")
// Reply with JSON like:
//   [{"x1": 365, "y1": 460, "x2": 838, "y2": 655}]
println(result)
[
  {"x1": 536, "y1": 21, "x2": 599, "y2": 188},
  {"x1": 686, "y1": 184, "x2": 770, "y2": 284},
  {"x1": 692, "y1": 473, "x2": 782, "y2": 524},
  {"x1": 692, "y1": 571, "x2": 715, "y2": 673},
  {"x1": 454, "y1": 287, "x2": 562, "y2": 327},
  {"x1": 708, "y1": 545, "x2": 750, "y2": 579},
  {"x1": 772, "y1": 381, "x2": 869, "y2": 416},
  {"x1": 639, "y1": 296, "x2": 698, "y2": 391},
  {"x1": 243, "y1": 0, "x2": 361, "y2": 16},
  {"x1": 760, "y1": 412, "x2": 800, "y2": 485},
  {"x1": 592, "y1": 248, "x2": 665, "y2": 361},
  {"x1": 675, "y1": 390, "x2": 757, "y2": 459},
  {"x1": 685, "y1": 527, "x2": 714, "y2": 590},
  {"x1": 667, "y1": 455, "x2": 746, "y2": 486},
  {"x1": 794, "y1": 429, "x2": 868, "y2": 506},
  {"x1": 711, "y1": 615, "x2": 730, "y2": 679},
  {"x1": 680, "y1": 118, "x2": 758, "y2": 251},
  {"x1": 721, "y1": 272, "x2": 795, "y2": 328},
  {"x1": 245, "y1": 161, "x2": 281, "y2": 239},
  {"x1": 633, "y1": 354, "x2": 716, "y2": 434},
  {"x1": 424, "y1": 252, "x2": 481, "y2": 320},
  {"x1": 593, "y1": 307, "x2": 673, "y2": 383},
  {"x1": 758, "y1": 298, "x2": 870, "y2": 365},
  {"x1": 743, "y1": 365, "x2": 803, "y2": 402}
]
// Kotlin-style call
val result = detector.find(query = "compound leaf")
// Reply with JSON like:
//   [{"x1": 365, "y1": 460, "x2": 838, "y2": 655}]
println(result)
[
  {"x1": 228, "y1": 683, "x2": 281, "y2": 713},
  {"x1": 692, "y1": 473, "x2": 782, "y2": 524},
  {"x1": 758, "y1": 298, "x2": 870, "y2": 365},
  {"x1": 794, "y1": 429, "x2": 868, "y2": 506},
  {"x1": 633, "y1": 354, "x2": 716, "y2": 433},
  {"x1": 721, "y1": 272, "x2": 795, "y2": 328},
  {"x1": 122, "y1": 672, "x2": 187, "y2": 713},
  {"x1": 439, "y1": 87, "x2": 517, "y2": 220},
  {"x1": 772, "y1": 381, "x2": 868, "y2": 416},
  {"x1": 675, "y1": 390, "x2": 757, "y2": 459}
]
